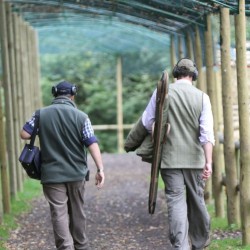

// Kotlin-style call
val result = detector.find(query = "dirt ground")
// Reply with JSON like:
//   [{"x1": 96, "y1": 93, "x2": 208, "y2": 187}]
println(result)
[{"x1": 4, "y1": 153, "x2": 172, "y2": 250}]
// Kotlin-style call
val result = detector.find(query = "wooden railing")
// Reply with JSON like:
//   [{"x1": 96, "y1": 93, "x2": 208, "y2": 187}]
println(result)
[{"x1": 92, "y1": 124, "x2": 134, "y2": 152}]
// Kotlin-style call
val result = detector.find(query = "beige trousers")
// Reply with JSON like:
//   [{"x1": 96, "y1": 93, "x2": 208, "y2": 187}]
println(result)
[{"x1": 43, "y1": 180, "x2": 89, "y2": 250}]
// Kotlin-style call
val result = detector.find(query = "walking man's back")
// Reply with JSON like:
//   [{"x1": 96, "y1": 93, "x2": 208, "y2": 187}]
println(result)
[
  {"x1": 20, "y1": 80, "x2": 105, "y2": 250},
  {"x1": 142, "y1": 58, "x2": 214, "y2": 250}
]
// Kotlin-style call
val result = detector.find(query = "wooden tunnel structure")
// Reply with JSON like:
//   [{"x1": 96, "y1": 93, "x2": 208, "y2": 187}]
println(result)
[{"x1": 1, "y1": 0, "x2": 250, "y2": 246}]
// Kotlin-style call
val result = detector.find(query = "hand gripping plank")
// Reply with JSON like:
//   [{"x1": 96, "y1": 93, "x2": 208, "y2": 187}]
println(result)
[{"x1": 148, "y1": 71, "x2": 168, "y2": 214}]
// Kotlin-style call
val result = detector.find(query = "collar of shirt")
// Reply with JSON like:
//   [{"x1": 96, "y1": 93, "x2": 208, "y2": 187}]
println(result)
[{"x1": 175, "y1": 79, "x2": 193, "y2": 85}]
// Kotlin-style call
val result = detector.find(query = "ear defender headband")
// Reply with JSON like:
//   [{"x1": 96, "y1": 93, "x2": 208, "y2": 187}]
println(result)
[
  {"x1": 51, "y1": 82, "x2": 77, "y2": 97},
  {"x1": 172, "y1": 58, "x2": 198, "y2": 81}
]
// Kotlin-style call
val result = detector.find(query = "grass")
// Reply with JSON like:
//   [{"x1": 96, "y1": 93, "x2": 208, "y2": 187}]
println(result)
[
  {"x1": 0, "y1": 179, "x2": 42, "y2": 250},
  {"x1": 207, "y1": 204, "x2": 250, "y2": 250}
]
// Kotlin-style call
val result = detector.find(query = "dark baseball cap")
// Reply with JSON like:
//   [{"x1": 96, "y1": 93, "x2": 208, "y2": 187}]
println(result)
[{"x1": 52, "y1": 81, "x2": 77, "y2": 96}]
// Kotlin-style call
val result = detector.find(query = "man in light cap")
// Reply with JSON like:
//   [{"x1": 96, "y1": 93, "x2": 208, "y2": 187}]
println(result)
[
  {"x1": 20, "y1": 80, "x2": 105, "y2": 250},
  {"x1": 142, "y1": 58, "x2": 214, "y2": 249}
]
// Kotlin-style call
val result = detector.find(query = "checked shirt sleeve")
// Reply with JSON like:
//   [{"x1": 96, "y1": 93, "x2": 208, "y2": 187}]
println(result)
[
  {"x1": 22, "y1": 113, "x2": 36, "y2": 135},
  {"x1": 82, "y1": 118, "x2": 98, "y2": 147}
]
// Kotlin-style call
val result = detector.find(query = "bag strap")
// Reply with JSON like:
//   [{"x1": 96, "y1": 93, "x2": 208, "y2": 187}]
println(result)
[{"x1": 29, "y1": 110, "x2": 40, "y2": 147}]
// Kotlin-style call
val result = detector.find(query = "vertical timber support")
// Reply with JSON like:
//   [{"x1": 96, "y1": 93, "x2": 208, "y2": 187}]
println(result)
[
  {"x1": 205, "y1": 14, "x2": 216, "y2": 205},
  {"x1": 0, "y1": 0, "x2": 17, "y2": 197},
  {"x1": 220, "y1": 7, "x2": 240, "y2": 224},
  {"x1": 13, "y1": 13, "x2": 24, "y2": 189},
  {"x1": 178, "y1": 36, "x2": 184, "y2": 58},
  {"x1": 33, "y1": 29, "x2": 42, "y2": 108},
  {"x1": 25, "y1": 24, "x2": 32, "y2": 116},
  {"x1": 0, "y1": 82, "x2": 11, "y2": 215},
  {"x1": 19, "y1": 16, "x2": 27, "y2": 181},
  {"x1": 195, "y1": 25, "x2": 205, "y2": 92},
  {"x1": 0, "y1": 0, "x2": 11, "y2": 215},
  {"x1": 31, "y1": 28, "x2": 41, "y2": 109},
  {"x1": 214, "y1": 68, "x2": 225, "y2": 214},
  {"x1": 235, "y1": 0, "x2": 250, "y2": 245},
  {"x1": 170, "y1": 35, "x2": 176, "y2": 82},
  {"x1": 116, "y1": 56, "x2": 124, "y2": 153},
  {"x1": 6, "y1": 3, "x2": 22, "y2": 192},
  {"x1": 186, "y1": 31, "x2": 194, "y2": 61},
  {"x1": 20, "y1": 21, "x2": 28, "y2": 123}
]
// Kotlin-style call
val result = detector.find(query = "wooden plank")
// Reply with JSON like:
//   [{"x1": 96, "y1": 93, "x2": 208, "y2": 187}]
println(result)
[{"x1": 148, "y1": 71, "x2": 168, "y2": 214}]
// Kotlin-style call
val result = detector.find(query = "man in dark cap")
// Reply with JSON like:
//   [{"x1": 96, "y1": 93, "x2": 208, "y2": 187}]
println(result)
[
  {"x1": 142, "y1": 58, "x2": 214, "y2": 249},
  {"x1": 20, "y1": 80, "x2": 104, "y2": 250}
]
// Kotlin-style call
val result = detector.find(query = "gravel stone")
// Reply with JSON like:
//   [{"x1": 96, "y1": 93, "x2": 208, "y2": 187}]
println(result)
[
  {"x1": 4, "y1": 153, "x2": 242, "y2": 250},
  {"x1": 5, "y1": 153, "x2": 171, "y2": 250}
]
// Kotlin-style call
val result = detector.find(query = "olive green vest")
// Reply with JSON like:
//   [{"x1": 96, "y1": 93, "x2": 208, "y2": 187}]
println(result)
[
  {"x1": 161, "y1": 82, "x2": 205, "y2": 169},
  {"x1": 39, "y1": 97, "x2": 88, "y2": 184}
]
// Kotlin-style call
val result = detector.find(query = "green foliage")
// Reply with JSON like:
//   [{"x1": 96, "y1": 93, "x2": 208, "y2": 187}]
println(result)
[
  {"x1": 94, "y1": 130, "x2": 118, "y2": 153},
  {"x1": 40, "y1": 49, "x2": 167, "y2": 152},
  {"x1": 0, "y1": 179, "x2": 42, "y2": 249}
]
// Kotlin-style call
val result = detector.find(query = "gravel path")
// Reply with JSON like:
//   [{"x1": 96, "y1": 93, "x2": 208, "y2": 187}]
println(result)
[{"x1": 5, "y1": 153, "x2": 171, "y2": 250}]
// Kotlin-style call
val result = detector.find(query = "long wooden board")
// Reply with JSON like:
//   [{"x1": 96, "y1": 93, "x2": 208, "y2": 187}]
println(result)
[{"x1": 148, "y1": 71, "x2": 168, "y2": 214}]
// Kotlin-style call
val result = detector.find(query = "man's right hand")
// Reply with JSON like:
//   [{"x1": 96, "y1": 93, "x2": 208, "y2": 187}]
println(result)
[
  {"x1": 202, "y1": 163, "x2": 212, "y2": 180},
  {"x1": 95, "y1": 170, "x2": 105, "y2": 189}
]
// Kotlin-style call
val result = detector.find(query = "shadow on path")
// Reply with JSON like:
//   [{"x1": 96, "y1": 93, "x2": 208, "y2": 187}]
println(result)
[{"x1": 5, "y1": 153, "x2": 171, "y2": 250}]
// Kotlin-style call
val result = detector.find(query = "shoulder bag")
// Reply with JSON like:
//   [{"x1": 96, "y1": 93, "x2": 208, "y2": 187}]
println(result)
[{"x1": 19, "y1": 110, "x2": 41, "y2": 180}]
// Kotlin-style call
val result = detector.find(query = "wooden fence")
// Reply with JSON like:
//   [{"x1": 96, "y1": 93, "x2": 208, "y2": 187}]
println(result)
[{"x1": 0, "y1": 0, "x2": 42, "y2": 219}]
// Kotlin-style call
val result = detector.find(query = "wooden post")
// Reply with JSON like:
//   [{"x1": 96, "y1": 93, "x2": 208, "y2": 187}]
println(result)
[
  {"x1": 204, "y1": 14, "x2": 216, "y2": 205},
  {"x1": 220, "y1": 7, "x2": 240, "y2": 224},
  {"x1": 32, "y1": 29, "x2": 42, "y2": 109},
  {"x1": 0, "y1": 0, "x2": 11, "y2": 215},
  {"x1": 6, "y1": 3, "x2": 23, "y2": 192},
  {"x1": 34, "y1": 30, "x2": 42, "y2": 108},
  {"x1": 186, "y1": 31, "x2": 194, "y2": 61},
  {"x1": 16, "y1": 15, "x2": 25, "y2": 126},
  {"x1": 20, "y1": 19, "x2": 30, "y2": 122},
  {"x1": 215, "y1": 70, "x2": 224, "y2": 133},
  {"x1": 170, "y1": 35, "x2": 177, "y2": 82},
  {"x1": 13, "y1": 13, "x2": 24, "y2": 189},
  {"x1": 214, "y1": 67, "x2": 226, "y2": 218},
  {"x1": 29, "y1": 26, "x2": 36, "y2": 111},
  {"x1": 178, "y1": 36, "x2": 184, "y2": 58},
  {"x1": 0, "y1": 0, "x2": 17, "y2": 197},
  {"x1": 116, "y1": 56, "x2": 124, "y2": 153},
  {"x1": 235, "y1": 0, "x2": 250, "y2": 244},
  {"x1": 195, "y1": 25, "x2": 205, "y2": 91},
  {"x1": 0, "y1": 83, "x2": 11, "y2": 214},
  {"x1": 26, "y1": 24, "x2": 33, "y2": 115}
]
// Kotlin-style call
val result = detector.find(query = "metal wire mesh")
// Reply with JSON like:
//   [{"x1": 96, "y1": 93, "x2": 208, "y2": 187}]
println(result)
[{"x1": 4, "y1": 0, "x2": 250, "y2": 55}]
